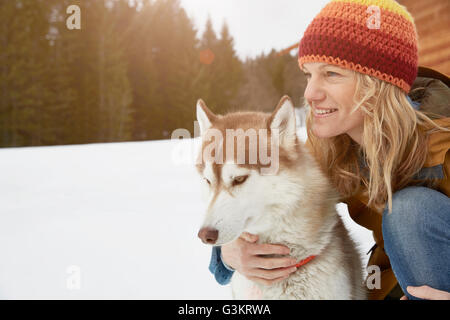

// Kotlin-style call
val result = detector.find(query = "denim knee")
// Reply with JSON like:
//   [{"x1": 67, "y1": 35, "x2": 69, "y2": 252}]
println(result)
[
  {"x1": 382, "y1": 186, "x2": 450, "y2": 298},
  {"x1": 382, "y1": 186, "x2": 430, "y2": 243},
  {"x1": 382, "y1": 186, "x2": 449, "y2": 244}
]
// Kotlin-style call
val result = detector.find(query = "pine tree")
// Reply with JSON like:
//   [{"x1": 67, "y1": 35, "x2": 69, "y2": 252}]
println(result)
[
  {"x1": 231, "y1": 55, "x2": 280, "y2": 112},
  {"x1": 163, "y1": 0, "x2": 202, "y2": 135},
  {"x1": 95, "y1": 1, "x2": 133, "y2": 142},
  {"x1": 126, "y1": 0, "x2": 201, "y2": 140},
  {"x1": 197, "y1": 17, "x2": 219, "y2": 110},
  {"x1": 44, "y1": 0, "x2": 79, "y2": 145},
  {"x1": 122, "y1": 0, "x2": 165, "y2": 140},
  {"x1": 0, "y1": 1, "x2": 15, "y2": 146},
  {"x1": 282, "y1": 52, "x2": 308, "y2": 107},
  {"x1": 0, "y1": 0, "x2": 52, "y2": 146},
  {"x1": 64, "y1": 0, "x2": 134, "y2": 144},
  {"x1": 214, "y1": 22, "x2": 243, "y2": 113},
  {"x1": 197, "y1": 20, "x2": 243, "y2": 115}
]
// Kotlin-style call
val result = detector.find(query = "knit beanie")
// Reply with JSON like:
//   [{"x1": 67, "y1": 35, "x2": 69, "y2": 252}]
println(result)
[{"x1": 298, "y1": 0, "x2": 418, "y2": 93}]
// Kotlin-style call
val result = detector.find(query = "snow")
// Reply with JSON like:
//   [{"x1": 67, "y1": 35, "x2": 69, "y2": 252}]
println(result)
[{"x1": 0, "y1": 124, "x2": 374, "y2": 299}]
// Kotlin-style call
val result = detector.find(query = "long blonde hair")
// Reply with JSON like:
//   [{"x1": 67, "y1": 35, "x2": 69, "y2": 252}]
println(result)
[{"x1": 306, "y1": 72, "x2": 447, "y2": 213}]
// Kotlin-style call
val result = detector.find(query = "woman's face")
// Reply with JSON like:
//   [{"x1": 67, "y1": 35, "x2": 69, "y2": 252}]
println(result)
[{"x1": 302, "y1": 62, "x2": 365, "y2": 144}]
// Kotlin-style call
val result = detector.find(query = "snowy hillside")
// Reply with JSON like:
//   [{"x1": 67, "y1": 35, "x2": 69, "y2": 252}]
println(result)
[{"x1": 0, "y1": 123, "x2": 374, "y2": 299}]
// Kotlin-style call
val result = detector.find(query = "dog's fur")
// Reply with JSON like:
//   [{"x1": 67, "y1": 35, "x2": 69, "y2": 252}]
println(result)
[{"x1": 196, "y1": 96, "x2": 366, "y2": 299}]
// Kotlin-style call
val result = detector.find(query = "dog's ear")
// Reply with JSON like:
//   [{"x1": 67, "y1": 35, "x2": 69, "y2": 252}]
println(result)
[
  {"x1": 269, "y1": 96, "x2": 297, "y2": 147},
  {"x1": 196, "y1": 99, "x2": 217, "y2": 135}
]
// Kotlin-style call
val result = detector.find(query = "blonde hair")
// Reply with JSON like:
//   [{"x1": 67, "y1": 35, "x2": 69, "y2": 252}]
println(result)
[{"x1": 306, "y1": 72, "x2": 447, "y2": 213}]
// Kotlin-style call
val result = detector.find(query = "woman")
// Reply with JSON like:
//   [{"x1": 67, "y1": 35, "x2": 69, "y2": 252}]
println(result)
[{"x1": 208, "y1": 0, "x2": 450, "y2": 300}]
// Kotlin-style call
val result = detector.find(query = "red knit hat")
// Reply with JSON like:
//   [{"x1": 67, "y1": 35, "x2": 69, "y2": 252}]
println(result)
[{"x1": 298, "y1": 0, "x2": 418, "y2": 93}]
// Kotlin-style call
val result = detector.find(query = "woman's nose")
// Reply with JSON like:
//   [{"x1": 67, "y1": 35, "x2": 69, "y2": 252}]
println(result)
[{"x1": 304, "y1": 77, "x2": 326, "y2": 103}]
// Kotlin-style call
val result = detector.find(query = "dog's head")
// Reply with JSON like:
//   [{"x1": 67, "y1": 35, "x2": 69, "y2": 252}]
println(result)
[{"x1": 196, "y1": 96, "x2": 304, "y2": 246}]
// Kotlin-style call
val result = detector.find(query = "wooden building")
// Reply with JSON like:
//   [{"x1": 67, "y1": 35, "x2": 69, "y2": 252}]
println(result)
[{"x1": 399, "y1": 0, "x2": 450, "y2": 76}]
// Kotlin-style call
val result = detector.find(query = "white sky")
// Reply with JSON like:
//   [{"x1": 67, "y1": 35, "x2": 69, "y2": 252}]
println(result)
[{"x1": 178, "y1": 0, "x2": 330, "y2": 59}]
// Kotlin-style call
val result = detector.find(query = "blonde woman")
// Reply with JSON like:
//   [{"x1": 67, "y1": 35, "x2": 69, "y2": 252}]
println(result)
[{"x1": 208, "y1": 0, "x2": 450, "y2": 300}]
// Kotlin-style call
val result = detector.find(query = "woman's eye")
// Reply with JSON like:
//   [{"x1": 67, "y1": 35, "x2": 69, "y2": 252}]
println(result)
[
  {"x1": 232, "y1": 175, "x2": 249, "y2": 187},
  {"x1": 304, "y1": 72, "x2": 311, "y2": 79},
  {"x1": 204, "y1": 178, "x2": 211, "y2": 185},
  {"x1": 326, "y1": 71, "x2": 339, "y2": 77}
]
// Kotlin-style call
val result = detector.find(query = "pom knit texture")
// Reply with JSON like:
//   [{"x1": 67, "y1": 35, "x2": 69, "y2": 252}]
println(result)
[{"x1": 298, "y1": 0, "x2": 419, "y2": 92}]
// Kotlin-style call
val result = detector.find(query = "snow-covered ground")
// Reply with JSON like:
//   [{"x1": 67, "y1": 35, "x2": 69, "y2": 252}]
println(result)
[{"x1": 0, "y1": 123, "x2": 374, "y2": 299}]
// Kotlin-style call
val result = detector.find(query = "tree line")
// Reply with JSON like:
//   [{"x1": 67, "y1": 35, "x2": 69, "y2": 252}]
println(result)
[{"x1": 0, "y1": 0, "x2": 307, "y2": 147}]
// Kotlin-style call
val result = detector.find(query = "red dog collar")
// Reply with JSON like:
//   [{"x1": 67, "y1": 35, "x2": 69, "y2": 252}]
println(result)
[{"x1": 295, "y1": 255, "x2": 316, "y2": 268}]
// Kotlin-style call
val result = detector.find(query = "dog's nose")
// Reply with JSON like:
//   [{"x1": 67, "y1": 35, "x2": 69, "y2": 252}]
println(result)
[{"x1": 198, "y1": 227, "x2": 219, "y2": 244}]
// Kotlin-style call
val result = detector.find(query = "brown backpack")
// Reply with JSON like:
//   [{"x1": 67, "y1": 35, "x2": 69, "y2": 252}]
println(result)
[{"x1": 410, "y1": 66, "x2": 450, "y2": 117}]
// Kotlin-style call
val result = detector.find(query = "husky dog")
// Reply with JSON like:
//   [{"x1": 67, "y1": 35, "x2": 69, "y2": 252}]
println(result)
[{"x1": 196, "y1": 96, "x2": 366, "y2": 299}]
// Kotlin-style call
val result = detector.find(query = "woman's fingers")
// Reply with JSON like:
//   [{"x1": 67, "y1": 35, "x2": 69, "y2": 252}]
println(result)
[
  {"x1": 249, "y1": 255, "x2": 298, "y2": 270},
  {"x1": 249, "y1": 266, "x2": 297, "y2": 280},
  {"x1": 251, "y1": 243, "x2": 291, "y2": 256},
  {"x1": 407, "y1": 285, "x2": 450, "y2": 300},
  {"x1": 240, "y1": 232, "x2": 259, "y2": 243},
  {"x1": 247, "y1": 274, "x2": 291, "y2": 286}
]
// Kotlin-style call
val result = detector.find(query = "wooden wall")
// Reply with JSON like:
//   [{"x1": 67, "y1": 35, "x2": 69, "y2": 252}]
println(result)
[{"x1": 399, "y1": 0, "x2": 450, "y2": 75}]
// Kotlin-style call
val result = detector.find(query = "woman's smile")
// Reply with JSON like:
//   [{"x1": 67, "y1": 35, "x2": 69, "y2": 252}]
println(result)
[{"x1": 313, "y1": 107, "x2": 339, "y2": 118}]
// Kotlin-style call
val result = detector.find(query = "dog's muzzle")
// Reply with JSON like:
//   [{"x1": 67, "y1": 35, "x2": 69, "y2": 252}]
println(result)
[{"x1": 198, "y1": 227, "x2": 219, "y2": 245}]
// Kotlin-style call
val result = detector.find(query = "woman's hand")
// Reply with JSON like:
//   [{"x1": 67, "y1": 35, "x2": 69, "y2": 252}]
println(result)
[
  {"x1": 221, "y1": 232, "x2": 298, "y2": 286},
  {"x1": 400, "y1": 285, "x2": 450, "y2": 300}
]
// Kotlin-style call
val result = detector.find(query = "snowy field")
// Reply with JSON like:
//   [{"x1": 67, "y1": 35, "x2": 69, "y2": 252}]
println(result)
[{"x1": 0, "y1": 122, "x2": 374, "y2": 299}]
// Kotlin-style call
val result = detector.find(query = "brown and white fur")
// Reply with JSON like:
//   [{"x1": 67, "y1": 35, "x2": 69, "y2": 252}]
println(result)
[{"x1": 196, "y1": 96, "x2": 366, "y2": 299}]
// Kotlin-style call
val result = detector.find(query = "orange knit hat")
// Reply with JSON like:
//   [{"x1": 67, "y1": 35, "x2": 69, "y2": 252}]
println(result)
[{"x1": 298, "y1": 0, "x2": 419, "y2": 93}]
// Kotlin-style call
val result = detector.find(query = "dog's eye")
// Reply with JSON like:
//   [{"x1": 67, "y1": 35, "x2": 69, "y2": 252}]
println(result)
[
  {"x1": 232, "y1": 175, "x2": 249, "y2": 187},
  {"x1": 203, "y1": 178, "x2": 211, "y2": 185}
]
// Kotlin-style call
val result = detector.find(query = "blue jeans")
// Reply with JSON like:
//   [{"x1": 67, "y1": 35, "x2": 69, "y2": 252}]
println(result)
[{"x1": 382, "y1": 186, "x2": 450, "y2": 300}]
